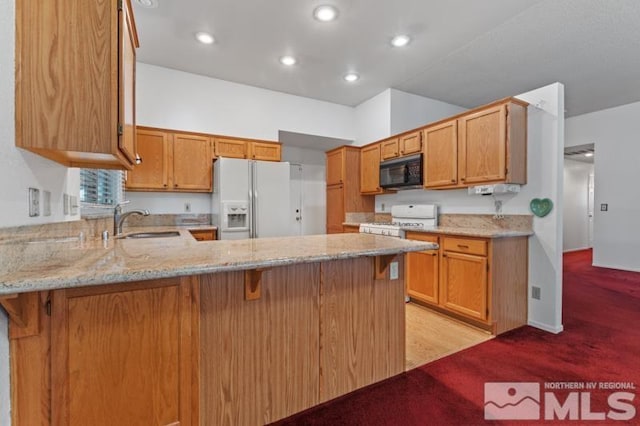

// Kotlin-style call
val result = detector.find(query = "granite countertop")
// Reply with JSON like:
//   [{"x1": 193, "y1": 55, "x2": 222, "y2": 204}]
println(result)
[
  {"x1": 0, "y1": 233, "x2": 434, "y2": 295},
  {"x1": 341, "y1": 222, "x2": 532, "y2": 238},
  {"x1": 402, "y1": 226, "x2": 533, "y2": 238}
]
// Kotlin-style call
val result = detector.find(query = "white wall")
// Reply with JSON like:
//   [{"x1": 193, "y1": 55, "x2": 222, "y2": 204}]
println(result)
[
  {"x1": 390, "y1": 89, "x2": 466, "y2": 134},
  {"x1": 0, "y1": 0, "x2": 79, "y2": 229},
  {"x1": 128, "y1": 63, "x2": 357, "y2": 214},
  {"x1": 374, "y1": 84, "x2": 566, "y2": 333},
  {"x1": 354, "y1": 89, "x2": 392, "y2": 146},
  {"x1": 565, "y1": 101, "x2": 640, "y2": 272},
  {"x1": 563, "y1": 159, "x2": 594, "y2": 252}
]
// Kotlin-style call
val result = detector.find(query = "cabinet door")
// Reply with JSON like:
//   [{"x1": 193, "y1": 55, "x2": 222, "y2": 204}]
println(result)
[
  {"x1": 380, "y1": 138, "x2": 399, "y2": 160},
  {"x1": 214, "y1": 138, "x2": 248, "y2": 159},
  {"x1": 399, "y1": 132, "x2": 421, "y2": 156},
  {"x1": 342, "y1": 225, "x2": 360, "y2": 233},
  {"x1": 173, "y1": 134, "x2": 212, "y2": 191},
  {"x1": 189, "y1": 229, "x2": 216, "y2": 241},
  {"x1": 326, "y1": 149, "x2": 344, "y2": 186},
  {"x1": 360, "y1": 144, "x2": 381, "y2": 194},
  {"x1": 441, "y1": 251, "x2": 488, "y2": 320},
  {"x1": 424, "y1": 120, "x2": 458, "y2": 188},
  {"x1": 458, "y1": 104, "x2": 507, "y2": 184},
  {"x1": 51, "y1": 279, "x2": 195, "y2": 426},
  {"x1": 406, "y1": 250, "x2": 439, "y2": 304},
  {"x1": 249, "y1": 141, "x2": 281, "y2": 161},
  {"x1": 126, "y1": 129, "x2": 170, "y2": 190},
  {"x1": 326, "y1": 184, "x2": 345, "y2": 234},
  {"x1": 118, "y1": 1, "x2": 137, "y2": 165}
]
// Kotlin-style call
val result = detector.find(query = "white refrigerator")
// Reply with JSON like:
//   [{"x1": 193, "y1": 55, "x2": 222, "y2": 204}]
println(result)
[{"x1": 213, "y1": 157, "x2": 291, "y2": 240}]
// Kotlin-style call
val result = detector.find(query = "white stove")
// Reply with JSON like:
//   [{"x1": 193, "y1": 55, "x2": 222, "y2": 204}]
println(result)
[{"x1": 359, "y1": 204, "x2": 438, "y2": 238}]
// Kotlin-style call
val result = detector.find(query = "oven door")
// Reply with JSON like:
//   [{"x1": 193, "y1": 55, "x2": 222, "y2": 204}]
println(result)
[{"x1": 379, "y1": 154, "x2": 423, "y2": 189}]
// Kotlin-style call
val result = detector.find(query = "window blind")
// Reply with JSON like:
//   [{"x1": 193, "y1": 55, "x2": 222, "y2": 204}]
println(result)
[{"x1": 79, "y1": 169, "x2": 124, "y2": 208}]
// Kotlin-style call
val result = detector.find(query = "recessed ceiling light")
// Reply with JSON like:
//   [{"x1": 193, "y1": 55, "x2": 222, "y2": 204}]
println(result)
[
  {"x1": 195, "y1": 32, "x2": 215, "y2": 45},
  {"x1": 391, "y1": 35, "x2": 411, "y2": 47},
  {"x1": 134, "y1": 0, "x2": 158, "y2": 8},
  {"x1": 313, "y1": 5, "x2": 338, "y2": 22},
  {"x1": 584, "y1": 152, "x2": 594, "y2": 157},
  {"x1": 280, "y1": 56, "x2": 297, "y2": 66},
  {"x1": 344, "y1": 73, "x2": 359, "y2": 82}
]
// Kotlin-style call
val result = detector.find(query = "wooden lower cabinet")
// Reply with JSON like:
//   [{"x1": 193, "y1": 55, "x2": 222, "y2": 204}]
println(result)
[
  {"x1": 342, "y1": 224, "x2": 360, "y2": 233},
  {"x1": 8, "y1": 257, "x2": 405, "y2": 426},
  {"x1": 441, "y1": 251, "x2": 488, "y2": 320},
  {"x1": 188, "y1": 229, "x2": 217, "y2": 241},
  {"x1": 326, "y1": 184, "x2": 346, "y2": 234},
  {"x1": 406, "y1": 232, "x2": 528, "y2": 334},
  {"x1": 405, "y1": 234, "x2": 439, "y2": 305},
  {"x1": 50, "y1": 278, "x2": 197, "y2": 426}
]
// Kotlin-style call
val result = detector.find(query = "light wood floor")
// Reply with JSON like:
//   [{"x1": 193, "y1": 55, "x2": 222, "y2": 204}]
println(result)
[{"x1": 405, "y1": 302, "x2": 493, "y2": 371}]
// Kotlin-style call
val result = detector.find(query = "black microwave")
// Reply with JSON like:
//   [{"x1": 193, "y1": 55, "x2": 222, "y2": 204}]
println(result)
[{"x1": 379, "y1": 154, "x2": 423, "y2": 190}]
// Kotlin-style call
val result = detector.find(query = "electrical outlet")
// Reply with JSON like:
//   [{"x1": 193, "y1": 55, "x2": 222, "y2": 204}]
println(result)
[
  {"x1": 389, "y1": 261, "x2": 399, "y2": 280},
  {"x1": 184, "y1": 202, "x2": 191, "y2": 213},
  {"x1": 42, "y1": 190, "x2": 51, "y2": 216},
  {"x1": 532, "y1": 286, "x2": 541, "y2": 300},
  {"x1": 600, "y1": 203, "x2": 608, "y2": 211},
  {"x1": 28, "y1": 188, "x2": 40, "y2": 217},
  {"x1": 381, "y1": 203, "x2": 386, "y2": 212}
]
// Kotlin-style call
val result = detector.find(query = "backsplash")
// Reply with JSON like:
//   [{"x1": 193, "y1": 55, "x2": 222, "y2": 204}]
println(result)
[
  {"x1": 0, "y1": 214, "x2": 214, "y2": 243},
  {"x1": 346, "y1": 212, "x2": 532, "y2": 232}
]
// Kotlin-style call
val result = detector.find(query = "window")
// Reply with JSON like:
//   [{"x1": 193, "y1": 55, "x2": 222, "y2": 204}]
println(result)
[{"x1": 79, "y1": 169, "x2": 124, "y2": 215}]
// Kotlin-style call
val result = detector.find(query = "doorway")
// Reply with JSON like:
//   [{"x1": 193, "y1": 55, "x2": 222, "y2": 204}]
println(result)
[{"x1": 563, "y1": 144, "x2": 595, "y2": 252}]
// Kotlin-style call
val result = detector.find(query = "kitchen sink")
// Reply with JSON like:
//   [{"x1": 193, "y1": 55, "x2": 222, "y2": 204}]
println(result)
[{"x1": 121, "y1": 231, "x2": 181, "y2": 239}]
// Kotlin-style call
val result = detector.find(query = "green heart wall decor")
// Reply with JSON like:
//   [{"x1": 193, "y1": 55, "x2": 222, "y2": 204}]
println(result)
[{"x1": 530, "y1": 198, "x2": 553, "y2": 217}]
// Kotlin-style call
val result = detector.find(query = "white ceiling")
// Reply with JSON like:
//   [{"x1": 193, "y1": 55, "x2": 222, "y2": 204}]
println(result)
[{"x1": 133, "y1": 0, "x2": 640, "y2": 117}]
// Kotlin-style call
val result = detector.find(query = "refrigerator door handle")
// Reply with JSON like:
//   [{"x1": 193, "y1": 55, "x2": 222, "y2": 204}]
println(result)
[
  {"x1": 253, "y1": 161, "x2": 259, "y2": 238},
  {"x1": 248, "y1": 164, "x2": 254, "y2": 238}
]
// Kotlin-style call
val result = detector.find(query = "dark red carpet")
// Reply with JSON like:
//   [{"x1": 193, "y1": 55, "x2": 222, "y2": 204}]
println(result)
[{"x1": 273, "y1": 250, "x2": 640, "y2": 425}]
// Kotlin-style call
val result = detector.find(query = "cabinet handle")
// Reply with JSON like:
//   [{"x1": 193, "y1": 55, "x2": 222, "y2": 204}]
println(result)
[
  {"x1": 457, "y1": 244, "x2": 469, "y2": 249},
  {"x1": 451, "y1": 179, "x2": 456, "y2": 183},
  {"x1": 163, "y1": 183, "x2": 168, "y2": 187},
  {"x1": 174, "y1": 184, "x2": 178, "y2": 188}
]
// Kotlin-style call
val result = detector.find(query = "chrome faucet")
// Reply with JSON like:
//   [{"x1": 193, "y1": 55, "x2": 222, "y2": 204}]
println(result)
[{"x1": 114, "y1": 204, "x2": 150, "y2": 236}]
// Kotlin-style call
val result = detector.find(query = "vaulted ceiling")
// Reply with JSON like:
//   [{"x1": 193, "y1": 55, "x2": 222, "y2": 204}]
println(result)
[{"x1": 133, "y1": 0, "x2": 640, "y2": 117}]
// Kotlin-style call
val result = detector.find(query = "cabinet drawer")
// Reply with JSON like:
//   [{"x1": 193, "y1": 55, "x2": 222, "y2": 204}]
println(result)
[
  {"x1": 405, "y1": 232, "x2": 438, "y2": 244},
  {"x1": 442, "y1": 237, "x2": 487, "y2": 256}
]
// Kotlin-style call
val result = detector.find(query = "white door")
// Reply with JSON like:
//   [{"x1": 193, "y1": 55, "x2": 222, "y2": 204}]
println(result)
[{"x1": 290, "y1": 164, "x2": 303, "y2": 236}]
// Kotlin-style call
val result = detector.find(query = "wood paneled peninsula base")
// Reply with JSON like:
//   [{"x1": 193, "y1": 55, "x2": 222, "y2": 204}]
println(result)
[{"x1": 0, "y1": 234, "x2": 432, "y2": 426}]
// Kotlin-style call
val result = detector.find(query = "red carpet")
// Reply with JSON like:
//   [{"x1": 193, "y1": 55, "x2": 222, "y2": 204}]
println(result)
[{"x1": 274, "y1": 250, "x2": 640, "y2": 425}]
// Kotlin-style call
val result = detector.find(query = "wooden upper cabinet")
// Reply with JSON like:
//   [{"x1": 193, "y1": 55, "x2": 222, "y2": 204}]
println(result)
[
  {"x1": 125, "y1": 130, "x2": 170, "y2": 190},
  {"x1": 360, "y1": 144, "x2": 382, "y2": 194},
  {"x1": 326, "y1": 148, "x2": 345, "y2": 185},
  {"x1": 249, "y1": 141, "x2": 281, "y2": 161},
  {"x1": 380, "y1": 138, "x2": 399, "y2": 160},
  {"x1": 214, "y1": 138, "x2": 248, "y2": 159},
  {"x1": 173, "y1": 134, "x2": 212, "y2": 191},
  {"x1": 423, "y1": 120, "x2": 459, "y2": 188},
  {"x1": 458, "y1": 100, "x2": 527, "y2": 185},
  {"x1": 399, "y1": 132, "x2": 422, "y2": 156},
  {"x1": 118, "y1": 2, "x2": 137, "y2": 165},
  {"x1": 127, "y1": 128, "x2": 212, "y2": 192},
  {"x1": 15, "y1": 0, "x2": 139, "y2": 170}
]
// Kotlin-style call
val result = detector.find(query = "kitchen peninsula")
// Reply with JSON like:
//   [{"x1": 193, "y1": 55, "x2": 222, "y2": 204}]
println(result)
[{"x1": 0, "y1": 232, "x2": 433, "y2": 426}]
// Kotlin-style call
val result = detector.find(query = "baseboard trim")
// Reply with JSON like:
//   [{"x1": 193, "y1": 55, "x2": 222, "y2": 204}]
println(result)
[
  {"x1": 592, "y1": 262, "x2": 640, "y2": 273},
  {"x1": 528, "y1": 320, "x2": 564, "y2": 334},
  {"x1": 563, "y1": 247, "x2": 591, "y2": 253}
]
